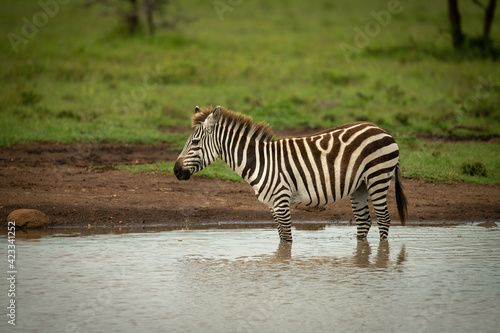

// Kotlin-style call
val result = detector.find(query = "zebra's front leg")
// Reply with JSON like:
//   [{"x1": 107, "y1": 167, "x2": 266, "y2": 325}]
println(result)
[{"x1": 269, "y1": 204, "x2": 293, "y2": 242}]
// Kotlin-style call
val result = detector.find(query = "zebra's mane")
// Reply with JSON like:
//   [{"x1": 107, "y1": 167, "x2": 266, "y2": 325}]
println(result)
[{"x1": 192, "y1": 106, "x2": 275, "y2": 142}]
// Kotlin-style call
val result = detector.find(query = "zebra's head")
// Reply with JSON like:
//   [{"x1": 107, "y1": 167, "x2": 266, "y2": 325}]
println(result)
[{"x1": 173, "y1": 106, "x2": 222, "y2": 180}]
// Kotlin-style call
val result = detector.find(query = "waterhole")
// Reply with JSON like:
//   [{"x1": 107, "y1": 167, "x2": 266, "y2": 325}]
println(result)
[{"x1": 1, "y1": 224, "x2": 498, "y2": 333}]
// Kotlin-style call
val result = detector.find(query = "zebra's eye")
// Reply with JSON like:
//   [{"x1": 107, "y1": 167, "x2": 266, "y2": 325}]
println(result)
[{"x1": 192, "y1": 139, "x2": 200, "y2": 145}]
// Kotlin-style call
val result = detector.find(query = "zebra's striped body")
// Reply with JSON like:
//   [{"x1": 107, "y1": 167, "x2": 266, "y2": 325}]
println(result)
[{"x1": 174, "y1": 106, "x2": 407, "y2": 242}]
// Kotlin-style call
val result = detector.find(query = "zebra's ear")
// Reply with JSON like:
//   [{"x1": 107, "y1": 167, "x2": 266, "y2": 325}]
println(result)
[
  {"x1": 204, "y1": 106, "x2": 222, "y2": 127},
  {"x1": 212, "y1": 106, "x2": 222, "y2": 122},
  {"x1": 195, "y1": 106, "x2": 201, "y2": 114}
]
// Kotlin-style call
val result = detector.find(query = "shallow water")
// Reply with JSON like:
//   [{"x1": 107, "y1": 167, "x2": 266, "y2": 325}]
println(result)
[{"x1": 1, "y1": 224, "x2": 499, "y2": 333}]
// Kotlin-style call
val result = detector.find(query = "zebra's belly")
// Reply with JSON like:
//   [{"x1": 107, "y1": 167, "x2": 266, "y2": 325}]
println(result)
[
  {"x1": 252, "y1": 177, "x2": 353, "y2": 208},
  {"x1": 290, "y1": 189, "x2": 347, "y2": 207}
]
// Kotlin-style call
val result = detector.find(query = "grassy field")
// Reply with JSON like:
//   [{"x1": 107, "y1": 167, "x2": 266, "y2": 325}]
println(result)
[{"x1": 1, "y1": 0, "x2": 499, "y2": 184}]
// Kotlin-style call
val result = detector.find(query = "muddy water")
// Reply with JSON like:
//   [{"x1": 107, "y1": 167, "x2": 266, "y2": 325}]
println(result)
[{"x1": 1, "y1": 224, "x2": 499, "y2": 333}]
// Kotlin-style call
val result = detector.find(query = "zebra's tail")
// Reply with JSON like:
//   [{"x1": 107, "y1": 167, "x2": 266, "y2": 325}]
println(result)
[{"x1": 395, "y1": 162, "x2": 408, "y2": 226}]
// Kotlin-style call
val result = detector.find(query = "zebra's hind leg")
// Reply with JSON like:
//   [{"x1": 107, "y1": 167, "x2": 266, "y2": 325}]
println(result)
[
  {"x1": 270, "y1": 205, "x2": 293, "y2": 242},
  {"x1": 368, "y1": 182, "x2": 392, "y2": 240},
  {"x1": 350, "y1": 183, "x2": 371, "y2": 239}
]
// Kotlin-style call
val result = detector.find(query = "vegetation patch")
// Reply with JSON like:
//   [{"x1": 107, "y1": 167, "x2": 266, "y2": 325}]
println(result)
[
  {"x1": 461, "y1": 161, "x2": 488, "y2": 177},
  {"x1": 399, "y1": 139, "x2": 498, "y2": 184},
  {"x1": 117, "y1": 160, "x2": 245, "y2": 183}
]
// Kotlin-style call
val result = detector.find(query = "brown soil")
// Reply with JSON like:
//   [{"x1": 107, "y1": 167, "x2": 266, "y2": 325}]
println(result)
[{"x1": 1, "y1": 143, "x2": 499, "y2": 228}]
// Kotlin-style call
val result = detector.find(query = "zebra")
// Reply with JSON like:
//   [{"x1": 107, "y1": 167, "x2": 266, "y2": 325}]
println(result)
[{"x1": 174, "y1": 105, "x2": 407, "y2": 242}]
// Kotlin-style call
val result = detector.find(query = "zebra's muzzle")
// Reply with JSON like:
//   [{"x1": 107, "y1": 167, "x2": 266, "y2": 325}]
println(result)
[{"x1": 173, "y1": 160, "x2": 191, "y2": 180}]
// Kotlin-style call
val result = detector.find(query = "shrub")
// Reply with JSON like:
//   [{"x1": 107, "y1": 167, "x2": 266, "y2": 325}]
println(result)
[
  {"x1": 21, "y1": 91, "x2": 42, "y2": 106},
  {"x1": 461, "y1": 161, "x2": 487, "y2": 177}
]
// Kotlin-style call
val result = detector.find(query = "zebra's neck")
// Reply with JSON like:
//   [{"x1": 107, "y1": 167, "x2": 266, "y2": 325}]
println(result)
[{"x1": 217, "y1": 117, "x2": 271, "y2": 184}]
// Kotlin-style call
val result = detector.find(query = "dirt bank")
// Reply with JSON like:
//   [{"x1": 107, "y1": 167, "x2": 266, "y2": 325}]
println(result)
[{"x1": 1, "y1": 143, "x2": 499, "y2": 228}]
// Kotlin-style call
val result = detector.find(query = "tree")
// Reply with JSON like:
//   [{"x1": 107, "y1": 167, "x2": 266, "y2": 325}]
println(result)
[
  {"x1": 483, "y1": 0, "x2": 497, "y2": 42},
  {"x1": 447, "y1": 0, "x2": 497, "y2": 50},
  {"x1": 448, "y1": 0, "x2": 464, "y2": 49},
  {"x1": 84, "y1": 0, "x2": 191, "y2": 36}
]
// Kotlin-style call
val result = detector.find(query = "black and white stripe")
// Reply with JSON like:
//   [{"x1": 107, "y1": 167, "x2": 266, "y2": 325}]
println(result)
[{"x1": 174, "y1": 106, "x2": 407, "y2": 242}]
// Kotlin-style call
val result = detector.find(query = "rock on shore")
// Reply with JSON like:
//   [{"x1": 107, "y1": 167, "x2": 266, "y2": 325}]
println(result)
[{"x1": 6, "y1": 209, "x2": 51, "y2": 228}]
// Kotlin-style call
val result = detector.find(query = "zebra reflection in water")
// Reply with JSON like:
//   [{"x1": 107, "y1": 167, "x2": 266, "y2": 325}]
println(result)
[
  {"x1": 174, "y1": 106, "x2": 407, "y2": 242},
  {"x1": 273, "y1": 240, "x2": 406, "y2": 268}
]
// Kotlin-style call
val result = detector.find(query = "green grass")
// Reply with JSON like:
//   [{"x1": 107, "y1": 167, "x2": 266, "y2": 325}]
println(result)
[
  {"x1": 117, "y1": 159, "x2": 244, "y2": 183},
  {"x1": 399, "y1": 138, "x2": 500, "y2": 184},
  {"x1": 1, "y1": 0, "x2": 499, "y2": 183}
]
